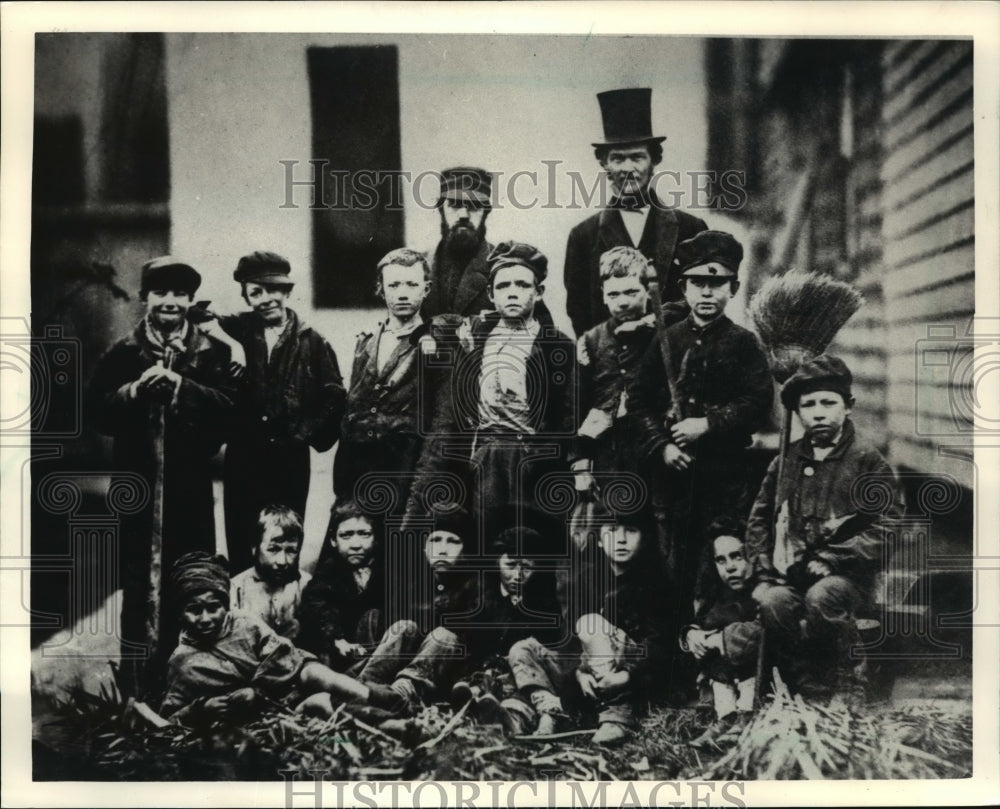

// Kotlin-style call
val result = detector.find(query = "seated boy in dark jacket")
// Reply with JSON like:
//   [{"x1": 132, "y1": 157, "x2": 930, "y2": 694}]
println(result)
[
  {"x1": 448, "y1": 524, "x2": 564, "y2": 720},
  {"x1": 505, "y1": 509, "x2": 674, "y2": 745},
  {"x1": 297, "y1": 501, "x2": 386, "y2": 672},
  {"x1": 160, "y1": 553, "x2": 406, "y2": 725},
  {"x1": 680, "y1": 517, "x2": 761, "y2": 747},
  {"x1": 355, "y1": 508, "x2": 478, "y2": 714}
]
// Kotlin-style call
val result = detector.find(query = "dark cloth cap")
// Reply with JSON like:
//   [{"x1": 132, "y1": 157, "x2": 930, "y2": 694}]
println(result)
[
  {"x1": 170, "y1": 551, "x2": 231, "y2": 606},
  {"x1": 492, "y1": 526, "x2": 551, "y2": 559},
  {"x1": 428, "y1": 504, "x2": 471, "y2": 541},
  {"x1": 438, "y1": 167, "x2": 493, "y2": 209},
  {"x1": 233, "y1": 251, "x2": 293, "y2": 286},
  {"x1": 487, "y1": 241, "x2": 548, "y2": 284},
  {"x1": 676, "y1": 230, "x2": 744, "y2": 277},
  {"x1": 592, "y1": 88, "x2": 667, "y2": 148},
  {"x1": 140, "y1": 256, "x2": 201, "y2": 297},
  {"x1": 780, "y1": 354, "x2": 854, "y2": 410}
]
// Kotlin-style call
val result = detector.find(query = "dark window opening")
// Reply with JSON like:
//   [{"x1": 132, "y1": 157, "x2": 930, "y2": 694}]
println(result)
[{"x1": 308, "y1": 45, "x2": 404, "y2": 308}]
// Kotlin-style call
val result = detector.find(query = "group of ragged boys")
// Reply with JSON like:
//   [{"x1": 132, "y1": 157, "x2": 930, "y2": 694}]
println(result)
[{"x1": 152, "y1": 226, "x2": 900, "y2": 750}]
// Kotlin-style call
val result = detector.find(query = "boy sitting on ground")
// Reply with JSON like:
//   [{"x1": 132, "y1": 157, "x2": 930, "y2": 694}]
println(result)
[
  {"x1": 230, "y1": 505, "x2": 311, "y2": 640},
  {"x1": 297, "y1": 501, "x2": 386, "y2": 673},
  {"x1": 504, "y1": 508, "x2": 674, "y2": 745},
  {"x1": 160, "y1": 552, "x2": 406, "y2": 725},
  {"x1": 355, "y1": 508, "x2": 478, "y2": 716},
  {"x1": 680, "y1": 516, "x2": 761, "y2": 748},
  {"x1": 448, "y1": 522, "x2": 564, "y2": 721}
]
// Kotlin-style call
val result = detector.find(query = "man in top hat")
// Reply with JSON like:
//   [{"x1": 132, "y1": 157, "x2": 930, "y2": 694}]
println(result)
[
  {"x1": 89, "y1": 256, "x2": 237, "y2": 690},
  {"x1": 421, "y1": 167, "x2": 496, "y2": 321},
  {"x1": 564, "y1": 88, "x2": 708, "y2": 336},
  {"x1": 632, "y1": 231, "x2": 772, "y2": 617},
  {"x1": 194, "y1": 251, "x2": 346, "y2": 573},
  {"x1": 746, "y1": 355, "x2": 901, "y2": 704}
]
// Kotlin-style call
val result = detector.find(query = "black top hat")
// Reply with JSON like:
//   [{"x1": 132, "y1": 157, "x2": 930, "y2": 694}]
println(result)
[
  {"x1": 438, "y1": 167, "x2": 493, "y2": 209},
  {"x1": 592, "y1": 88, "x2": 667, "y2": 148}
]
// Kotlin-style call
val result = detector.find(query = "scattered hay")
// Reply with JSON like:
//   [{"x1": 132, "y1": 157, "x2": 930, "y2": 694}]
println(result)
[{"x1": 35, "y1": 667, "x2": 971, "y2": 782}]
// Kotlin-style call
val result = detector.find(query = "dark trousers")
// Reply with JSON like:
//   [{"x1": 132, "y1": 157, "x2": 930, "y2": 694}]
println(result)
[
  {"x1": 224, "y1": 439, "x2": 310, "y2": 573},
  {"x1": 756, "y1": 576, "x2": 864, "y2": 694},
  {"x1": 472, "y1": 434, "x2": 562, "y2": 554}
]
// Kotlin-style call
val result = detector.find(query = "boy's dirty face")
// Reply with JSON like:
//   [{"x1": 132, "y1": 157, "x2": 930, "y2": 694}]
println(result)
[
  {"x1": 332, "y1": 517, "x2": 376, "y2": 568},
  {"x1": 145, "y1": 289, "x2": 193, "y2": 330},
  {"x1": 681, "y1": 272, "x2": 737, "y2": 324},
  {"x1": 713, "y1": 534, "x2": 751, "y2": 592},
  {"x1": 602, "y1": 274, "x2": 648, "y2": 323},
  {"x1": 181, "y1": 591, "x2": 228, "y2": 642},
  {"x1": 498, "y1": 553, "x2": 536, "y2": 596},
  {"x1": 243, "y1": 281, "x2": 291, "y2": 325},
  {"x1": 425, "y1": 530, "x2": 464, "y2": 571},
  {"x1": 380, "y1": 263, "x2": 429, "y2": 320},
  {"x1": 600, "y1": 524, "x2": 642, "y2": 567},
  {"x1": 489, "y1": 266, "x2": 541, "y2": 322},
  {"x1": 797, "y1": 389, "x2": 851, "y2": 447},
  {"x1": 254, "y1": 524, "x2": 301, "y2": 584}
]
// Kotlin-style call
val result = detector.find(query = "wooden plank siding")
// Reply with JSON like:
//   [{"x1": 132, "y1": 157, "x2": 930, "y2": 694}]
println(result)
[
  {"x1": 827, "y1": 43, "x2": 889, "y2": 452},
  {"x1": 880, "y1": 40, "x2": 975, "y2": 488}
]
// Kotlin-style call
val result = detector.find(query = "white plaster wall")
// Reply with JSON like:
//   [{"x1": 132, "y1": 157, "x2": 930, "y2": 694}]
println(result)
[{"x1": 165, "y1": 33, "x2": 709, "y2": 560}]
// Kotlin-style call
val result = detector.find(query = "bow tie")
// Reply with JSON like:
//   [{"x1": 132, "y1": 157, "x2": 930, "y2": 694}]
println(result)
[{"x1": 610, "y1": 195, "x2": 649, "y2": 212}]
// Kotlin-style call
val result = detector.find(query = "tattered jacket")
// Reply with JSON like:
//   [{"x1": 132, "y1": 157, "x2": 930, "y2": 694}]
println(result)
[
  {"x1": 745, "y1": 419, "x2": 902, "y2": 584},
  {"x1": 220, "y1": 308, "x2": 346, "y2": 451}
]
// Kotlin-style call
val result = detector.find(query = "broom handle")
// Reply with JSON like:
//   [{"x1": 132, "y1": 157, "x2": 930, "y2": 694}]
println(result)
[{"x1": 647, "y1": 280, "x2": 683, "y2": 422}]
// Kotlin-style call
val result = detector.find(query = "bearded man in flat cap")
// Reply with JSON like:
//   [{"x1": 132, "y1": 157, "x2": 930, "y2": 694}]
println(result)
[
  {"x1": 421, "y1": 167, "x2": 496, "y2": 321},
  {"x1": 196, "y1": 251, "x2": 346, "y2": 573},
  {"x1": 89, "y1": 257, "x2": 237, "y2": 689},
  {"x1": 564, "y1": 88, "x2": 708, "y2": 337}
]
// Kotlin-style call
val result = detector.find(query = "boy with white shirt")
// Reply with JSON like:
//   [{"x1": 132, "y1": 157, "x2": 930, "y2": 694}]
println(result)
[{"x1": 446, "y1": 241, "x2": 577, "y2": 549}]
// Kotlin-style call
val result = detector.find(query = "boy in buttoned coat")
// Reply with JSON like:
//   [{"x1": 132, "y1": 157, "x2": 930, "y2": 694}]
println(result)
[{"x1": 632, "y1": 230, "x2": 773, "y2": 613}]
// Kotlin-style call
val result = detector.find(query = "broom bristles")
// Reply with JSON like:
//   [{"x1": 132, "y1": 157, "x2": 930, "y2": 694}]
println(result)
[{"x1": 749, "y1": 270, "x2": 864, "y2": 382}]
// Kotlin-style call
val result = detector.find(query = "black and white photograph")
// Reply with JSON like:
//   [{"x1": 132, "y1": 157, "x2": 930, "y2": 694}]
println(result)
[{"x1": 2, "y1": 2, "x2": 998, "y2": 807}]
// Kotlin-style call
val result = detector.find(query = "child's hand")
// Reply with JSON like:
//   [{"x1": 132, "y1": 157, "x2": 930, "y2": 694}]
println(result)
[
  {"x1": 575, "y1": 668, "x2": 599, "y2": 699},
  {"x1": 685, "y1": 628, "x2": 711, "y2": 659},
  {"x1": 670, "y1": 417, "x2": 708, "y2": 448},
  {"x1": 595, "y1": 669, "x2": 630, "y2": 695},
  {"x1": 334, "y1": 637, "x2": 367, "y2": 659},
  {"x1": 806, "y1": 559, "x2": 832, "y2": 578},
  {"x1": 204, "y1": 687, "x2": 256, "y2": 714},
  {"x1": 663, "y1": 443, "x2": 693, "y2": 471}
]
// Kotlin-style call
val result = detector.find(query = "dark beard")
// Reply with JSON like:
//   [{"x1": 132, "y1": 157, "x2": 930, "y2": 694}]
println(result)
[{"x1": 441, "y1": 219, "x2": 486, "y2": 261}]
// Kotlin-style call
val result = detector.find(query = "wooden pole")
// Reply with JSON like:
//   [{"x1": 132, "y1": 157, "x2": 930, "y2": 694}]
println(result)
[{"x1": 143, "y1": 353, "x2": 172, "y2": 689}]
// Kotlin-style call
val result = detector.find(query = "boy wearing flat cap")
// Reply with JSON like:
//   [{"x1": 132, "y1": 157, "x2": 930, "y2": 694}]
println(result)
[
  {"x1": 89, "y1": 257, "x2": 237, "y2": 687},
  {"x1": 194, "y1": 251, "x2": 346, "y2": 573},
  {"x1": 633, "y1": 231, "x2": 773, "y2": 614},
  {"x1": 564, "y1": 88, "x2": 708, "y2": 336},
  {"x1": 746, "y1": 355, "x2": 902, "y2": 703},
  {"x1": 444, "y1": 241, "x2": 577, "y2": 547}
]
